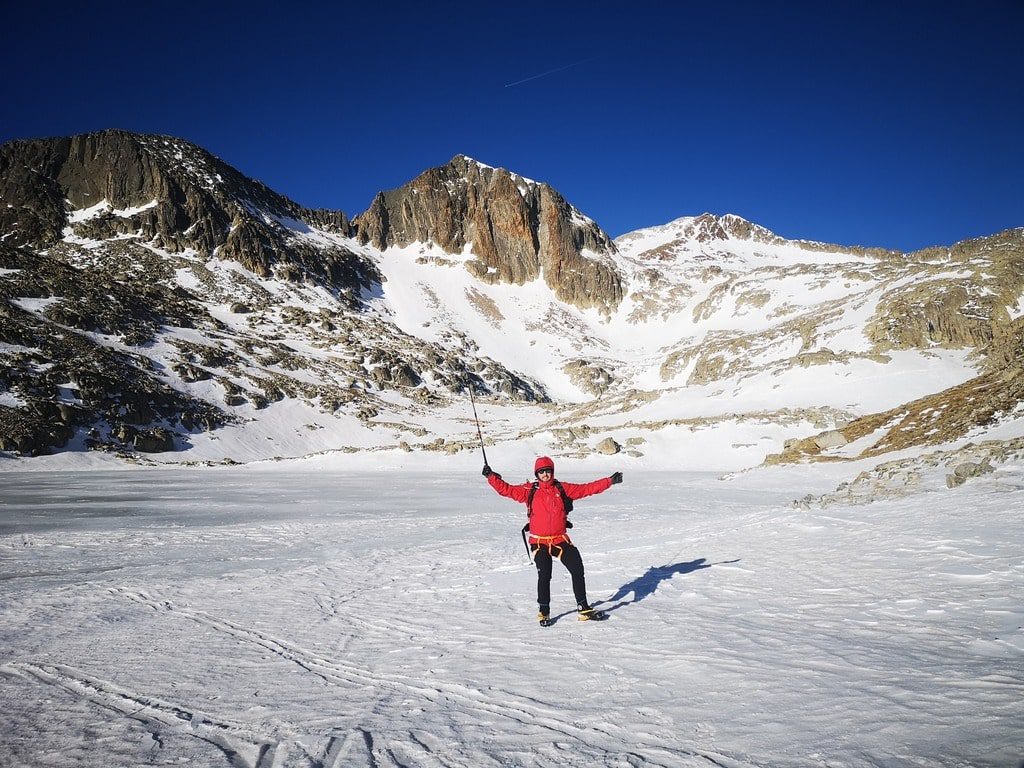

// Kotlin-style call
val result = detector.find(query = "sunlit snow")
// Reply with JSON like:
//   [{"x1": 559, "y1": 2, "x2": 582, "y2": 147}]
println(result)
[
  {"x1": 67, "y1": 199, "x2": 158, "y2": 222},
  {"x1": 0, "y1": 467, "x2": 1020, "y2": 766}
]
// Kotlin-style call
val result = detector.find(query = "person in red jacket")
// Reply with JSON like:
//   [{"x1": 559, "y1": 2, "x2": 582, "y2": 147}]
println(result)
[{"x1": 483, "y1": 456, "x2": 622, "y2": 626}]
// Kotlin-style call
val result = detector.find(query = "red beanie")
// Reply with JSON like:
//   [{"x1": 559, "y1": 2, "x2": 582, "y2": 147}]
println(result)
[{"x1": 534, "y1": 456, "x2": 555, "y2": 475}]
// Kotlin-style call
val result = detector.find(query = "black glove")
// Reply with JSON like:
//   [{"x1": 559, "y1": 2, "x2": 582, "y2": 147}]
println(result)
[
  {"x1": 482, "y1": 464, "x2": 493, "y2": 477},
  {"x1": 610, "y1": 471, "x2": 623, "y2": 484}
]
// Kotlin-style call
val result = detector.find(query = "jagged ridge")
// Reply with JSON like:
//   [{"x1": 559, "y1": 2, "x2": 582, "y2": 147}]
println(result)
[
  {"x1": 0, "y1": 129, "x2": 374, "y2": 295},
  {"x1": 1, "y1": 130, "x2": 1022, "y2": 470}
]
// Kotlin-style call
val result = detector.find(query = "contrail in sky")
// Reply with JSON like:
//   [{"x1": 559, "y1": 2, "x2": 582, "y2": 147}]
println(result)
[{"x1": 504, "y1": 58, "x2": 594, "y2": 88}]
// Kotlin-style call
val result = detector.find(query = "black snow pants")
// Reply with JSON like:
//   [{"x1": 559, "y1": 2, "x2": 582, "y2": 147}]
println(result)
[{"x1": 531, "y1": 541, "x2": 587, "y2": 610}]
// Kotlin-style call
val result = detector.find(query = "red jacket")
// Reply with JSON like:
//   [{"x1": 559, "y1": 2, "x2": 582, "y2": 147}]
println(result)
[{"x1": 487, "y1": 473, "x2": 613, "y2": 544}]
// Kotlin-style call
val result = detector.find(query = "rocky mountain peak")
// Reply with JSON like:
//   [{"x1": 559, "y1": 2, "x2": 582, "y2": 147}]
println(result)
[
  {"x1": 614, "y1": 213, "x2": 786, "y2": 257},
  {"x1": 0, "y1": 130, "x2": 371, "y2": 293},
  {"x1": 353, "y1": 156, "x2": 624, "y2": 314},
  {"x1": 717, "y1": 214, "x2": 783, "y2": 243},
  {"x1": 675, "y1": 213, "x2": 783, "y2": 244}
]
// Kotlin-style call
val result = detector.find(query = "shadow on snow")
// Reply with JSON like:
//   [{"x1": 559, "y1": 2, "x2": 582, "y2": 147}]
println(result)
[
  {"x1": 596, "y1": 557, "x2": 740, "y2": 615},
  {"x1": 546, "y1": 557, "x2": 739, "y2": 624}
]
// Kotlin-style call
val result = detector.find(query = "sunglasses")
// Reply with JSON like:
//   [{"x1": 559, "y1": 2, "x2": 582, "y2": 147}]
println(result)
[{"x1": 536, "y1": 468, "x2": 553, "y2": 475}]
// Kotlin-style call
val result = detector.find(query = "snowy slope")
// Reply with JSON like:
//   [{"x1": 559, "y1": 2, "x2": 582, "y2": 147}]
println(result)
[
  {"x1": 364, "y1": 212, "x2": 982, "y2": 406},
  {"x1": 6, "y1": 204, "x2": 1018, "y2": 479},
  {"x1": 4, "y1": 135, "x2": 1022, "y2": 486}
]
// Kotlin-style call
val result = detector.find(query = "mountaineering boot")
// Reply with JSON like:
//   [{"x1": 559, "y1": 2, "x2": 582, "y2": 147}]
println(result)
[
  {"x1": 538, "y1": 604, "x2": 552, "y2": 627},
  {"x1": 577, "y1": 603, "x2": 608, "y2": 621}
]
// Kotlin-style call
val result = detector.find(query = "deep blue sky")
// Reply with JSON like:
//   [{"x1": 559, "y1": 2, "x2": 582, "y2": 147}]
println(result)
[{"x1": 3, "y1": 1, "x2": 1022, "y2": 251}]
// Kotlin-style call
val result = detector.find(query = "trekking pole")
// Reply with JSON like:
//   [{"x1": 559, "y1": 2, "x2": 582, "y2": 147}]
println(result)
[
  {"x1": 468, "y1": 385, "x2": 489, "y2": 467},
  {"x1": 470, "y1": 385, "x2": 528, "y2": 559}
]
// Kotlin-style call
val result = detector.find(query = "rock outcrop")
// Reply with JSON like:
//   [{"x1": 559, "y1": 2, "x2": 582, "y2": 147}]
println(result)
[
  {"x1": 353, "y1": 155, "x2": 624, "y2": 314},
  {"x1": 766, "y1": 320, "x2": 1024, "y2": 466},
  {"x1": 0, "y1": 130, "x2": 376, "y2": 297},
  {"x1": 864, "y1": 229, "x2": 1024, "y2": 356},
  {"x1": 793, "y1": 437, "x2": 1024, "y2": 508},
  {"x1": 563, "y1": 359, "x2": 615, "y2": 396}
]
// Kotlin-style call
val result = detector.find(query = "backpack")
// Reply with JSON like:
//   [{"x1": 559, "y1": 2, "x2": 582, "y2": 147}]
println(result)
[
  {"x1": 527, "y1": 480, "x2": 573, "y2": 522},
  {"x1": 520, "y1": 479, "x2": 574, "y2": 557}
]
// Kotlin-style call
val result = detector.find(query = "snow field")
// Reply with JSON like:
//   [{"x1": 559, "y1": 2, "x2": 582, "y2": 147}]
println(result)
[{"x1": 0, "y1": 469, "x2": 1020, "y2": 767}]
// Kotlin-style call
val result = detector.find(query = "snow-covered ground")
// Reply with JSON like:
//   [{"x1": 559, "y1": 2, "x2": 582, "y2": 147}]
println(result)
[{"x1": 1, "y1": 466, "x2": 1021, "y2": 767}]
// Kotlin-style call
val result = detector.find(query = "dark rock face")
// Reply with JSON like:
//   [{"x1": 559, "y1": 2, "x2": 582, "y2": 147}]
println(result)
[
  {"x1": 0, "y1": 241, "x2": 230, "y2": 456},
  {"x1": 0, "y1": 134, "x2": 557, "y2": 459},
  {"x1": 0, "y1": 130, "x2": 375, "y2": 457},
  {"x1": 0, "y1": 130, "x2": 375, "y2": 297},
  {"x1": 353, "y1": 155, "x2": 624, "y2": 313}
]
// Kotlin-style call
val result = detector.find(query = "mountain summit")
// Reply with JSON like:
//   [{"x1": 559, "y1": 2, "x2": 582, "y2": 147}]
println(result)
[{"x1": 353, "y1": 154, "x2": 624, "y2": 313}]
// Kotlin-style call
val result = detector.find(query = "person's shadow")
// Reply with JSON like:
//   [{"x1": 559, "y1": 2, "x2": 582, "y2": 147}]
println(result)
[{"x1": 594, "y1": 557, "x2": 739, "y2": 615}]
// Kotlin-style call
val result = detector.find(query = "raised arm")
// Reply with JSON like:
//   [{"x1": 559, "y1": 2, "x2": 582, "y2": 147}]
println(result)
[
  {"x1": 484, "y1": 465, "x2": 530, "y2": 503},
  {"x1": 561, "y1": 472, "x2": 621, "y2": 500}
]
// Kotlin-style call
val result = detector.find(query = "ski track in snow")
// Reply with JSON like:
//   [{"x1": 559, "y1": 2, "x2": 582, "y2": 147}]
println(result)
[
  {"x1": 0, "y1": 661, "x2": 292, "y2": 768},
  {"x1": 99, "y1": 587, "x2": 733, "y2": 767},
  {"x1": 0, "y1": 470, "x2": 1021, "y2": 767}
]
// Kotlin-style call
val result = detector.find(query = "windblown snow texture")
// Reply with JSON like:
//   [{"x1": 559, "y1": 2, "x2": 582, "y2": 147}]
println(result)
[{"x1": 1, "y1": 468, "x2": 1021, "y2": 766}]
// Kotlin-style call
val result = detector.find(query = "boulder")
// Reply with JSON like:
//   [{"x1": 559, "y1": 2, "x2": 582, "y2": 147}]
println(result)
[
  {"x1": 563, "y1": 359, "x2": 614, "y2": 396},
  {"x1": 133, "y1": 428, "x2": 174, "y2": 453},
  {"x1": 173, "y1": 362, "x2": 212, "y2": 383},
  {"x1": 814, "y1": 430, "x2": 848, "y2": 450},
  {"x1": 947, "y1": 461, "x2": 995, "y2": 487},
  {"x1": 392, "y1": 364, "x2": 422, "y2": 388}
]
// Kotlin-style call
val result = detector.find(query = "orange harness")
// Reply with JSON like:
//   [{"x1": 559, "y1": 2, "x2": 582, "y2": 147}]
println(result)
[{"x1": 529, "y1": 533, "x2": 572, "y2": 559}]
